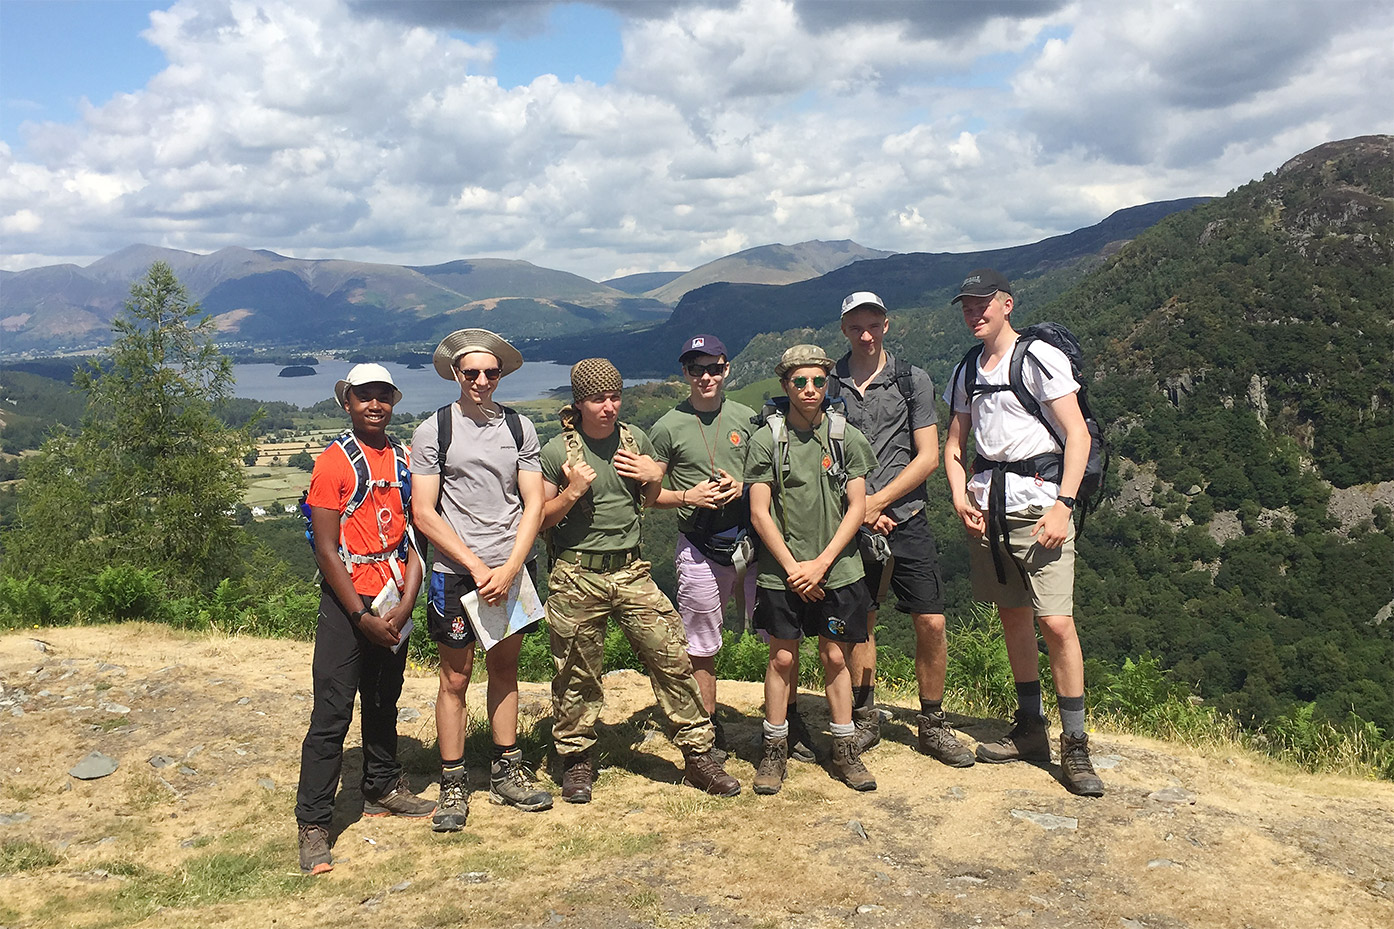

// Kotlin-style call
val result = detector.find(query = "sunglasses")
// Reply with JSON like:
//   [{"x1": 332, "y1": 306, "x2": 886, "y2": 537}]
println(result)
[
  {"x1": 457, "y1": 367, "x2": 501, "y2": 382},
  {"x1": 789, "y1": 376, "x2": 827, "y2": 389},
  {"x1": 685, "y1": 362, "x2": 728, "y2": 378}
]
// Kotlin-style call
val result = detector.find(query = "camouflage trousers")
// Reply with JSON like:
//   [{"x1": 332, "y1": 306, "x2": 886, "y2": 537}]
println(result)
[{"x1": 547, "y1": 558, "x2": 715, "y2": 756}]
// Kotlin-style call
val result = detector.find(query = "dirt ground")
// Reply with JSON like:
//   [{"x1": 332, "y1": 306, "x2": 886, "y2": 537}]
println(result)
[{"x1": 1, "y1": 625, "x2": 1391, "y2": 929}]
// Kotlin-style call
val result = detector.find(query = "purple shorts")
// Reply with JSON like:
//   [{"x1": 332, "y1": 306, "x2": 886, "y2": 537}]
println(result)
[{"x1": 674, "y1": 534, "x2": 757, "y2": 657}]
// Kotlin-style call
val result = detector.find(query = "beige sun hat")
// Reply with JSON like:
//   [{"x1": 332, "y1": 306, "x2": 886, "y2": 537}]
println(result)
[
  {"x1": 334, "y1": 363, "x2": 402, "y2": 407},
  {"x1": 775, "y1": 344, "x2": 834, "y2": 379},
  {"x1": 432, "y1": 328, "x2": 524, "y2": 381}
]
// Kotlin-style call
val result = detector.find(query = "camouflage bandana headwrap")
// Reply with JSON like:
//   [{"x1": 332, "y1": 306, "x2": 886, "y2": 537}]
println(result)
[{"x1": 570, "y1": 358, "x2": 623, "y2": 404}]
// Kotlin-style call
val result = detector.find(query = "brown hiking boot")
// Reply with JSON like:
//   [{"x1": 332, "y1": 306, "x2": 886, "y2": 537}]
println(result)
[
  {"x1": 490, "y1": 749, "x2": 553, "y2": 812},
  {"x1": 297, "y1": 822, "x2": 333, "y2": 875},
  {"x1": 682, "y1": 749, "x2": 741, "y2": 797},
  {"x1": 852, "y1": 705, "x2": 881, "y2": 753},
  {"x1": 362, "y1": 775, "x2": 436, "y2": 818},
  {"x1": 975, "y1": 711, "x2": 1052, "y2": 764},
  {"x1": 830, "y1": 734, "x2": 877, "y2": 791},
  {"x1": 787, "y1": 709, "x2": 818, "y2": 763},
  {"x1": 752, "y1": 735, "x2": 788, "y2": 795},
  {"x1": 1059, "y1": 733, "x2": 1105, "y2": 797},
  {"x1": 917, "y1": 712, "x2": 975, "y2": 768},
  {"x1": 560, "y1": 752, "x2": 593, "y2": 804},
  {"x1": 432, "y1": 771, "x2": 469, "y2": 832}
]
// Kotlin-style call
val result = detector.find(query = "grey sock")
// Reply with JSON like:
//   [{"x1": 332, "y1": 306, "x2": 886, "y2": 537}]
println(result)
[
  {"x1": 763, "y1": 719, "x2": 789, "y2": 739},
  {"x1": 1057, "y1": 694, "x2": 1086, "y2": 737},
  {"x1": 1015, "y1": 679, "x2": 1044, "y2": 719},
  {"x1": 830, "y1": 721, "x2": 856, "y2": 738}
]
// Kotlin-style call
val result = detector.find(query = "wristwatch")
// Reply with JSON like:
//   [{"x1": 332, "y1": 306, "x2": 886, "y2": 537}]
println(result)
[
  {"x1": 349, "y1": 607, "x2": 372, "y2": 624},
  {"x1": 1056, "y1": 495, "x2": 1077, "y2": 510}
]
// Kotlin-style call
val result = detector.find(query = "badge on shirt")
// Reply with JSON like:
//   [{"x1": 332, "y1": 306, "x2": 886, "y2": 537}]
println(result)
[
  {"x1": 728, "y1": 430, "x2": 742, "y2": 447},
  {"x1": 821, "y1": 453, "x2": 833, "y2": 471}
]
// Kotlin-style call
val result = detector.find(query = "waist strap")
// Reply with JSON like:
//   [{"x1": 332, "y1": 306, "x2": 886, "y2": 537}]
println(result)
[
  {"x1": 553, "y1": 548, "x2": 641, "y2": 572},
  {"x1": 972, "y1": 453, "x2": 1063, "y2": 584}
]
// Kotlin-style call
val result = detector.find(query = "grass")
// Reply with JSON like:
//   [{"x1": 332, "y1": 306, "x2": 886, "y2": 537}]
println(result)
[
  {"x1": 109, "y1": 843, "x2": 306, "y2": 918},
  {"x1": 0, "y1": 839, "x2": 59, "y2": 875}
]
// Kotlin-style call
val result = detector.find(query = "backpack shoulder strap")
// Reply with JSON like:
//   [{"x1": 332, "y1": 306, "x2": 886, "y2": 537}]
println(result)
[
  {"x1": 952, "y1": 345, "x2": 986, "y2": 405},
  {"x1": 335, "y1": 433, "x2": 372, "y2": 519},
  {"x1": 826, "y1": 408, "x2": 847, "y2": 471},
  {"x1": 893, "y1": 358, "x2": 914, "y2": 401},
  {"x1": 500, "y1": 405, "x2": 525, "y2": 451},
  {"x1": 1008, "y1": 336, "x2": 1063, "y2": 447},
  {"x1": 434, "y1": 404, "x2": 453, "y2": 480}
]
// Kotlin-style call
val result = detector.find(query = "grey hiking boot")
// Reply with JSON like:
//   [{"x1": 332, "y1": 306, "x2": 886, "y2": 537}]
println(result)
[
  {"x1": 787, "y1": 709, "x2": 818, "y2": 763},
  {"x1": 1059, "y1": 733, "x2": 1105, "y2": 797},
  {"x1": 831, "y1": 734, "x2": 877, "y2": 791},
  {"x1": 432, "y1": 772, "x2": 469, "y2": 832},
  {"x1": 852, "y1": 705, "x2": 881, "y2": 753},
  {"x1": 490, "y1": 749, "x2": 554, "y2": 812},
  {"x1": 917, "y1": 712, "x2": 975, "y2": 767},
  {"x1": 682, "y1": 748, "x2": 741, "y2": 797},
  {"x1": 297, "y1": 822, "x2": 333, "y2": 875},
  {"x1": 975, "y1": 711, "x2": 1052, "y2": 764},
  {"x1": 560, "y1": 752, "x2": 593, "y2": 804},
  {"x1": 752, "y1": 735, "x2": 788, "y2": 795},
  {"x1": 363, "y1": 775, "x2": 437, "y2": 818}
]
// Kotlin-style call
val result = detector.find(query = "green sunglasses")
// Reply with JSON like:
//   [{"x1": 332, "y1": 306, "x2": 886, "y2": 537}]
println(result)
[{"x1": 789, "y1": 375, "x2": 827, "y2": 389}]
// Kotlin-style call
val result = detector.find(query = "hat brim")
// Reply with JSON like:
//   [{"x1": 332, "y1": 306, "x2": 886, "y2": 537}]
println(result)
[
  {"x1": 335, "y1": 379, "x2": 403, "y2": 407},
  {"x1": 950, "y1": 288, "x2": 1002, "y2": 304},
  {"x1": 433, "y1": 328, "x2": 524, "y2": 381}
]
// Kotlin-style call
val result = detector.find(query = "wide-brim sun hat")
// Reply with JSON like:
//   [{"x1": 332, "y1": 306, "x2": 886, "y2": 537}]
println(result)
[
  {"x1": 432, "y1": 328, "x2": 524, "y2": 381},
  {"x1": 334, "y1": 362, "x2": 402, "y2": 407}
]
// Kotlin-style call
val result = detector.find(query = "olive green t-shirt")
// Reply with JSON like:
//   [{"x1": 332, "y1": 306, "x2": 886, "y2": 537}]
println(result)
[
  {"x1": 540, "y1": 425, "x2": 656, "y2": 554},
  {"x1": 744, "y1": 416, "x2": 876, "y2": 590},
  {"x1": 649, "y1": 398, "x2": 758, "y2": 535}
]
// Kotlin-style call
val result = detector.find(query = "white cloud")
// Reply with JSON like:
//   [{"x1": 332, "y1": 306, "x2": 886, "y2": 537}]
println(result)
[{"x1": 1, "y1": 0, "x2": 1391, "y2": 279}]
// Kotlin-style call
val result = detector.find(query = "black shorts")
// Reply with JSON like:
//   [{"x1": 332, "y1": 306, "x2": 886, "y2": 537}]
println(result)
[
  {"x1": 426, "y1": 562, "x2": 540, "y2": 649},
  {"x1": 753, "y1": 583, "x2": 871, "y2": 643},
  {"x1": 860, "y1": 511, "x2": 945, "y2": 615}
]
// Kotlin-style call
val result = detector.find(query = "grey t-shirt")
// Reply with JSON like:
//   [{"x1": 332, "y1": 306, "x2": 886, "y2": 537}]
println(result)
[
  {"x1": 409, "y1": 403, "x2": 542, "y2": 573},
  {"x1": 832, "y1": 351, "x2": 939, "y2": 523}
]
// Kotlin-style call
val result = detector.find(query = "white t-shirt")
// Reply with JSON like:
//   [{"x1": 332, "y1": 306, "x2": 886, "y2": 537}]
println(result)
[{"x1": 945, "y1": 339, "x2": 1079, "y2": 513}]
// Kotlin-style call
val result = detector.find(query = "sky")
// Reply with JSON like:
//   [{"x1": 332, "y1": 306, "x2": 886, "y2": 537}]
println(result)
[{"x1": 1, "y1": 0, "x2": 1391, "y2": 282}]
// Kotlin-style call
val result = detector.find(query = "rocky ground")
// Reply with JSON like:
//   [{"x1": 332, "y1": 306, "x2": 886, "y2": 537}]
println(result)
[{"x1": 1, "y1": 625, "x2": 1392, "y2": 929}]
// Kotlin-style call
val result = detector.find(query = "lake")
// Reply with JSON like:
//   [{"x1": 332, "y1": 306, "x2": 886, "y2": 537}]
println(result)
[{"x1": 230, "y1": 361, "x2": 576, "y2": 410}]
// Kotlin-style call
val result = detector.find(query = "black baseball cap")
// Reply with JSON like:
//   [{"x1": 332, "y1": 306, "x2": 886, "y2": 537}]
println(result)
[
  {"x1": 951, "y1": 268, "x2": 1013, "y2": 304},
  {"x1": 678, "y1": 334, "x2": 728, "y2": 362}
]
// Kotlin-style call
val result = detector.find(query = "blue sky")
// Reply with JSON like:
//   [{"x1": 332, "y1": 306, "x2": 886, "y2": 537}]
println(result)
[{"x1": 1, "y1": 0, "x2": 1391, "y2": 280}]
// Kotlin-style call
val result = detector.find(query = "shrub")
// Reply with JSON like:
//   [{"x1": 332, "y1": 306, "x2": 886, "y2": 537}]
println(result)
[{"x1": 93, "y1": 565, "x2": 164, "y2": 621}]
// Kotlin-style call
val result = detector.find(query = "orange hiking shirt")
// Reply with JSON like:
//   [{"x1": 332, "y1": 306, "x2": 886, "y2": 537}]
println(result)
[{"x1": 304, "y1": 438, "x2": 410, "y2": 597}]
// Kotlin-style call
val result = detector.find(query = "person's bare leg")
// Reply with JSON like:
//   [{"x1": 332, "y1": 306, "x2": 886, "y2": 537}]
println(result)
[{"x1": 690, "y1": 654, "x2": 718, "y2": 716}]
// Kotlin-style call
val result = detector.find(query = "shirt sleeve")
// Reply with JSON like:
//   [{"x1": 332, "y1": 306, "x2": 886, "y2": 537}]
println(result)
[
  {"x1": 630, "y1": 424, "x2": 657, "y2": 458},
  {"x1": 1024, "y1": 342, "x2": 1079, "y2": 402},
  {"x1": 844, "y1": 425, "x2": 877, "y2": 480},
  {"x1": 648, "y1": 415, "x2": 674, "y2": 465},
  {"x1": 304, "y1": 445, "x2": 350, "y2": 512},
  {"x1": 517, "y1": 416, "x2": 542, "y2": 473},
  {"x1": 944, "y1": 358, "x2": 970, "y2": 413},
  {"x1": 539, "y1": 435, "x2": 565, "y2": 487},
  {"x1": 743, "y1": 428, "x2": 775, "y2": 485},
  {"x1": 909, "y1": 365, "x2": 938, "y2": 430},
  {"x1": 408, "y1": 416, "x2": 439, "y2": 476}
]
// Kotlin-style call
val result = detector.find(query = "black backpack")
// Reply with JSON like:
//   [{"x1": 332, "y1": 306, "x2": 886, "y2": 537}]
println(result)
[{"x1": 826, "y1": 357, "x2": 915, "y2": 412}]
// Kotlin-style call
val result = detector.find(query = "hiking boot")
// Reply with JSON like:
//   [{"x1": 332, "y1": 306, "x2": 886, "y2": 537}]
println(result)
[
  {"x1": 917, "y1": 712, "x2": 975, "y2": 768},
  {"x1": 752, "y1": 735, "x2": 788, "y2": 795},
  {"x1": 787, "y1": 709, "x2": 818, "y2": 763},
  {"x1": 560, "y1": 752, "x2": 593, "y2": 804},
  {"x1": 830, "y1": 734, "x2": 877, "y2": 791},
  {"x1": 432, "y1": 772, "x2": 470, "y2": 832},
  {"x1": 975, "y1": 710, "x2": 1052, "y2": 764},
  {"x1": 852, "y1": 705, "x2": 881, "y2": 754},
  {"x1": 682, "y1": 749, "x2": 741, "y2": 797},
  {"x1": 363, "y1": 775, "x2": 437, "y2": 818},
  {"x1": 1059, "y1": 733, "x2": 1105, "y2": 797},
  {"x1": 490, "y1": 749, "x2": 554, "y2": 812},
  {"x1": 297, "y1": 822, "x2": 333, "y2": 875}
]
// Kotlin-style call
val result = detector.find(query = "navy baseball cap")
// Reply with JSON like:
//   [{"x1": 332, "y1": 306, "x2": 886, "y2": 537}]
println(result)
[{"x1": 678, "y1": 334, "x2": 728, "y2": 362}]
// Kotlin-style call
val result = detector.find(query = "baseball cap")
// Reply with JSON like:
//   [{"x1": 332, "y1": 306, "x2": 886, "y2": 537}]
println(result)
[
  {"x1": 951, "y1": 268, "x2": 1013, "y2": 304},
  {"x1": 334, "y1": 363, "x2": 402, "y2": 407},
  {"x1": 678, "y1": 334, "x2": 728, "y2": 362},
  {"x1": 775, "y1": 344, "x2": 834, "y2": 378},
  {"x1": 840, "y1": 291, "x2": 887, "y2": 316}
]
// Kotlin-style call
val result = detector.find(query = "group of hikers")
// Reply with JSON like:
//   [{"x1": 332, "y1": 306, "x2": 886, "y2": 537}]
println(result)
[{"x1": 294, "y1": 267, "x2": 1105, "y2": 876}]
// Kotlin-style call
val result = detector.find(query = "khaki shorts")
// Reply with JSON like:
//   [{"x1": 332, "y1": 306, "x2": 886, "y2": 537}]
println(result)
[{"x1": 968, "y1": 506, "x2": 1075, "y2": 617}]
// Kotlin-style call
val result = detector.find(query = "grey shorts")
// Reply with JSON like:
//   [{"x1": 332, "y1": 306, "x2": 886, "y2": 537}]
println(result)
[{"x1": 968, "y1": 506, "x2": 1075, "y2": 617}]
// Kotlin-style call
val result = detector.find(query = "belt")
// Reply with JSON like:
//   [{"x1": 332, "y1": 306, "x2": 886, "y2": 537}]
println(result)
[{"x1": 553, "y1": 548, "x2": 641, "y2": 572}]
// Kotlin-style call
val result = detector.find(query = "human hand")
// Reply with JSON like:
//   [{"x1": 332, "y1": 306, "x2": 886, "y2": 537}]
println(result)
[
  {"x1": 562, "y1": 460, "x2": 597, "y2": 497},
  {"x1": 613, "y1": 449, "x2": 664, "y2": 484},
  {"x1": 955, "y1": 498, "x2": 985, "y2": 538},
  {"x1": 1031, "y1": 504, "x2": 1071, "y2": 549},
  {"x1": 684, "y1": 478, "x2": 723, "y2": 509},
  {"x1": 785, "y1": 559, "x2": 827, "y2": 599},
  {"x1": 477, "y1": 562, "x2": 519, "y2": 605},
  {"x1": 358, "y1": 610, "x2": 400, "y2": 649},
  {"x1": 872, "y1": 514, "x2": 897, "y2": 535}
]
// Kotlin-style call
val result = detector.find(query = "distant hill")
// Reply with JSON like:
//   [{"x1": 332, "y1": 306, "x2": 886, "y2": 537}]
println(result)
[
  {"x1": 603, "y1": 271, "x2": 686, "y2": 294},
  {"x1": 644, "y1": 239, "x2": 895, "y2": 304},
  {"x1": 0, "y1": 249, "x2": 670, "y2": 355}
]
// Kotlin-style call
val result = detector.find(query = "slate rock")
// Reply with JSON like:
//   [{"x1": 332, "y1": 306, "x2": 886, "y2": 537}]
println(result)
[
  {"x1": 1147, "y1": 787, "x2": 1197, "y2": 805},
  {"x1": 1093, "y1": 754, "x2": 1123, "y2": 770},
  {"x1": 149, "y1": 754, "x2": 175, "y2": 769},
  {"x1": 855, "y1": 904, "x2": 887, "y2": 915},
  {"x1": 1147, "y1": 858, "x2": 1180, "y2": 869},
  {"x1": 69, "y1": 751, "x2": 119, "y2": 780},
  {"x1": 397, "y1": 707, "x2": 421, "y2": 723},
  {"x1": 178, "y1": 766, "x2": 197, "y2": 776},
  {"x1": 0, "y1": 812, "x2": 33, "y2": 825},
  {"x1": 847, "y1": 819, "x2": 868, "y2": 840},
  {"x1": 1010, "y1": 809, "x2": 1078, "y2": 831},
  {"x1": 457, "y1": 871, "x2": 490, "y2": 883},
  {"x1": 257, "y1": 777, "x2": 276, "y2": 791},
  {"x1": 236, "y1": 697, "x2": 250, "y2": 706}
]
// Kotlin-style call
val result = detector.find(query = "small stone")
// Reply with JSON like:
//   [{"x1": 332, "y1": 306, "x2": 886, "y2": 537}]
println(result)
[
  {"x1": 180, "y1": 838, "x2": 200, "y2": 848},
  {"x1": 32, "y1": 639, "x2": 50, "y2": 653},
  {"x1": 1010, "y1": 809, "x2": 1078, "y2": 831},
  {"x1": 855, "y1": 904, "x2": 886, "y2": 915},
  {"x1": 257, "y1": 777, "x2": 276, "y2": 791},
  {"x1": 874, "y1": 871, "x2": 890, "y2": 883},
  {"x1": 1147, "y1": 859, "x2": 1180, "y2": 869},
  {"x1": 95, "y1": 662, "x2": 126, "y2": 675},
  {"x1": 1029, "y1": 895, "x2": 1049, "y2": 906},
  {"x1": 458, "y1": 871, "x2": 490, "y2": 884},
  {"x1": 69, "y1": 751, "x2": 119, "y2": 780},
  {"x1": 0, "y1": 812, "x2": 33, "y2": 825},
  {"x1": 945, "y1": 786, "x2": 966, "y2": 800},
  {"x1": 96, "y1": 836, "x2": 115, "y2": 845},
  {"x1": 237, "y1": 697, "x2": 250, "y2": 706},
  {"x1": 235, "y1": 748, "x2": 247, "y2": 756},
  {"x1": 847, "y1": 819, "x2": 869, "y2": 840},
  {"x1": 1093, "y1": 754, "x2": 1123, "y2": 770},
  {"x1": 951, "y1": 874, "x2": 987, "y2": 884},
  {"x1": 149, "y1": 754, "x2": 175, "y2": 769},
  {"x1": 1147, "y1": 787, "x2": 1197, "y2": 805},
  {"x1": 389, "y1": 880, "x2": 413, "y2": 893},
  {"x1": 100, "y1": 702, "x2": 131, "y2": 715},
  {"x1": 184, "y1": 745, "x2": 203, "y2": 759},
  {"x1": 178, "y1": 766, "x2": 197, "y2": 776},
  {"x1": 11, "y1": 707, "x2": 23, "y2": 717},
  {"x1": 397, "y1": 707, "x2": 421, "y2": 723}
]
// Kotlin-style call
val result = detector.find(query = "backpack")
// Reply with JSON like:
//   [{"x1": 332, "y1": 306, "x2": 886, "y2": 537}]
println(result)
[
  {"x1": 951, "y1": 322, "x2": 1109, "y2": 582},
  {"x1": 751, "y1": 396, "x2": 850, "y2": 533},
  {"x1": 417, "y1": 403, "x2": 525, "y2": 568},
  {"x1": 299, "y1": 432, "x2": 417, "y2": 585},
  {"x1": 826, "y1": 357, "x2": 915, "y2": 412},
  {"x1": 543, "y1": 415, "x2": 644, "y2": 560}
]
